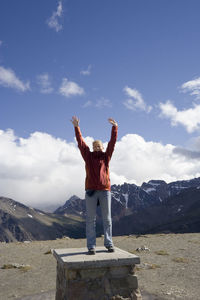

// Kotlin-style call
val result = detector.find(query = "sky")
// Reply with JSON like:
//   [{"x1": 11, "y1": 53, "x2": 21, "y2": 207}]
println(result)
[{"x1": 1, "y1": 0, "x2": 200, "y2": 211}]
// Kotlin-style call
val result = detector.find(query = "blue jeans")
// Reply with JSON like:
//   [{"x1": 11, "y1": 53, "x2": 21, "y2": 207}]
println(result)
[{"x1": 85, "y1": 190, "x2": 113, "y2": 250}]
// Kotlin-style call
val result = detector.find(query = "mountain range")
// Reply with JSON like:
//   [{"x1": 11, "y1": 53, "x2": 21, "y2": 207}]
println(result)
[
  {"x1": 1, "y1": 177, "x2": 200, "y2": 242},
  {"x1": 55, "y1": 177, "x2": 200, "y2": 235},
  {"x1": 0, "y1": 197, "x2": 85, "y2": 242}
]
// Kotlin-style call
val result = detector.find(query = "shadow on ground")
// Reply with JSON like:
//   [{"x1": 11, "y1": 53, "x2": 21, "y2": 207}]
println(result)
[{"x1": 17, "y1": 289, "x2": 165, "y2": 300}]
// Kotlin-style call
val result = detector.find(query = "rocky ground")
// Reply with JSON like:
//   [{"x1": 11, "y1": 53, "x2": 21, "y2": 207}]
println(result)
[{"x1": 0, "y1": 233, "x2": 199, "y2": 300}]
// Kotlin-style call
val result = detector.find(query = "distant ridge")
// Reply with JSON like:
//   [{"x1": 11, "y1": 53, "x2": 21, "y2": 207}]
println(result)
[
  {"x1": 55, "y1": 177, "x2": 200, "y2": 235},
  {"x1": 0, "y1": 197, "x2": 85, "y2": 242}
]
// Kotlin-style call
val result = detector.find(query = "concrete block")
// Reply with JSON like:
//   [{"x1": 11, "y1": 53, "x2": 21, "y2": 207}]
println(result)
[{"x1": 53, "y1": 246, "x2": 141, "y2": 300}]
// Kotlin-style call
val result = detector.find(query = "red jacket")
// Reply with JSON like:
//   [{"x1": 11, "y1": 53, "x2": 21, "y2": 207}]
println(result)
[{"x1": 75, "y1": 126, "x2": 118, "y2": 191}]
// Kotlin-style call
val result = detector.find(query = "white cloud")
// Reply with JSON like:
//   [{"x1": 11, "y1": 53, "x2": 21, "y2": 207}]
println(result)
[
  {"x1": 123, "y1": 86, "x2": 152, "y2": 113},
  {"x1": 82, "y1": 98, "x2": 112, "y2": 109},
  {"x1": 159, "y1": 100, "x2": 200, "y2": 133},
  {"x1": 110, "y1": 133, "x2": 200, "y2": 185},
  {"x1": 82, "y1": 100, "x2": 92, "y2": 108},
  {"x1": 1, "y1": 129, "x2": 200, "y2": 211},
  {"x1": 0, "y1": 66, "x2": 30, "y2": 92},
  {"x1": 80, "y1": 65, "x2": 92, "y2": 76},
  {"x1": 0, "y1": 40, "x2": 3, "y2": 46},
  {"x1": 181, "y1": 77, "x2": 200, "y2": 99},
  {"x1": 59, "y1": 78, "x2": 85, "y2": 97},
  {"x1": 37, "y1": 73, "x2": 53, "y2": 94},
  {"x1": 191, "y1": 136, "x2": 200, "y2": 150},
  {"x1": 0, "y1": 129, "x2": 85, "y2": 211},
  {"x1": 95, "y1": 98, "x2": 112, "y2": 108},
  {"x1": 46, "y1": 1, "x2": 63, "y2": 32}
]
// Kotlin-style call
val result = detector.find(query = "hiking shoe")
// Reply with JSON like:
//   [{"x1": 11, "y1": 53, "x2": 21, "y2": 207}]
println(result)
[
  {"x1": 106, "y1": 246, "x2": 115, "y2": 253},
  {"x1": 88, "y1": 248, "x2": 96, "y2": 255}
]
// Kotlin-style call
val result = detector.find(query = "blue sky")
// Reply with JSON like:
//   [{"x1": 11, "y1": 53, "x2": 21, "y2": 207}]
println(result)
[{"x1": 1, "y1": 0, "x2": 200, "y2": 210}]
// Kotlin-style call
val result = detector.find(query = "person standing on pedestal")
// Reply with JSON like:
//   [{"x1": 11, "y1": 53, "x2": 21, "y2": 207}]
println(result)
[{"x1": 71, "y1": 116, "x2": 118, "y2": 255}]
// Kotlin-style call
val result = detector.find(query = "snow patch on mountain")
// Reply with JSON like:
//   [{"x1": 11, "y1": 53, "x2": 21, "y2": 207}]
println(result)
[
  {"x1": 144, "y1": 187, "x2": 156, "y2": 193},
  {"x1": 122, "y1": 193, "x2": 129, "y2": 208}
]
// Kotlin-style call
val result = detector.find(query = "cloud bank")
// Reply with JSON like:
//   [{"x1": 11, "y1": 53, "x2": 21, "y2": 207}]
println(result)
[
  {"x1": 0, "y1": 66, "x2": 30, "y2": 92},
  {"x1": 1, "y1": 129, "x2": 200, "y2": 211},
  {"x1": 173, "y1": 147, "x2": 200, "y2": 159}
]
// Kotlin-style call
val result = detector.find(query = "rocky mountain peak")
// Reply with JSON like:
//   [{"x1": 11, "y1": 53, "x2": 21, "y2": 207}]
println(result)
[{"x1": 147, "y1": 180, "x2": 167, "y2": 186}]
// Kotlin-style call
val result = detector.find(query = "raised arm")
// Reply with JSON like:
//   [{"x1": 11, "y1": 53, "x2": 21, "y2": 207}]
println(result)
[
  {"x1": 71, "y1": 116, "x2": 89, "y2": 161},
  {"x1": 106, "y1": 118, "x2": 118, "y2": 160}
]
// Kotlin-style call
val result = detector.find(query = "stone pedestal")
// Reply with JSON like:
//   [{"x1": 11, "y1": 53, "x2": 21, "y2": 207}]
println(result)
[{"x1": 53, "y1": 246, "x2": 142, "y2": 300}]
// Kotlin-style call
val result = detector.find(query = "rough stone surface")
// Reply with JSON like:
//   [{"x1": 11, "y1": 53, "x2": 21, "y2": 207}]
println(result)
[
  {"x1": 127, "y1": 274, "x2": 139, "y2": 289},
  {"x1": 53, "y1": 246, "x2": 142, "y2": 300},
  {"x1": 110, "y1": 266, "x2": 130, "y2": 277}
]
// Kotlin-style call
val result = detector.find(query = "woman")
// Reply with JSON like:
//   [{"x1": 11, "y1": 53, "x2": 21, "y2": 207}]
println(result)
[{"x1": 71, "y1": 116, "x2": 118, "y2": 254}]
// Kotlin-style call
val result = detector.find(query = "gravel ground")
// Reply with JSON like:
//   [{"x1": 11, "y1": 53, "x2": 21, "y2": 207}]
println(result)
[{"x1": 0, "y1": 233, "x2": 199, "y2": 300}]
